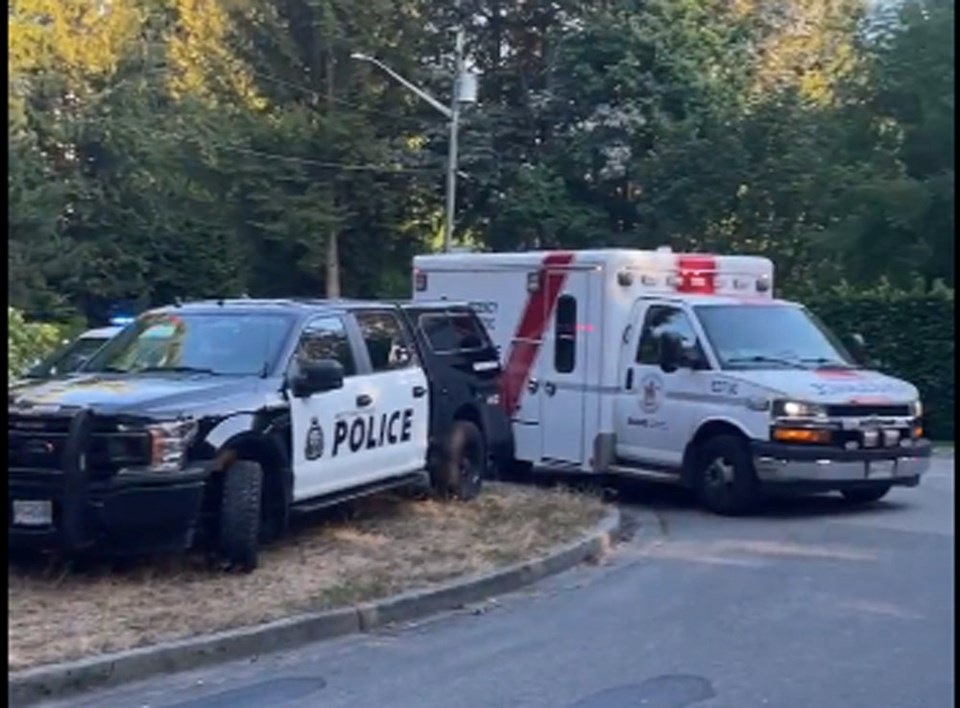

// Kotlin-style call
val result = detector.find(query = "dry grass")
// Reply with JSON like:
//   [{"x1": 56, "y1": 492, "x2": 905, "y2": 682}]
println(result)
[{"x1": 8, "y1": 483, "x2": 607, "y2": 671}]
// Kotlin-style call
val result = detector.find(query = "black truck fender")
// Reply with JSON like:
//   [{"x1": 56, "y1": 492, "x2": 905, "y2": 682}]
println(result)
[{"x1": 199, "y1": 413, "x2": 294, "y2": 538}]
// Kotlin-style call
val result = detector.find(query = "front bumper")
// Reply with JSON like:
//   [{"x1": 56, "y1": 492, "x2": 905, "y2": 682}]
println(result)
[
  {"x1": 9, "y1": 466, "x2": 208, "y2": 554},
  {"x1": 752, "y1": 439, "x2": 932, "y2": 490}
]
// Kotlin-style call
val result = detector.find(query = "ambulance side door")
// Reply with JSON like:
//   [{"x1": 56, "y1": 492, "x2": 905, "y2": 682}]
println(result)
[
  {"x1": 350, "y1": 309, "x2": 430, "y2": 484},
  {"x1": 288, "y1": 315, "x2": 370, "y2": 502},
  {"x1": 615, "y1": 301, "x2": 712, "y2": 467}
]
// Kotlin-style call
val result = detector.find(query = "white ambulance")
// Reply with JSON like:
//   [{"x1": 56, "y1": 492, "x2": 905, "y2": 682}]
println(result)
[{"x1": 412, "y1": 248, "x2": 932, "y2": 515}]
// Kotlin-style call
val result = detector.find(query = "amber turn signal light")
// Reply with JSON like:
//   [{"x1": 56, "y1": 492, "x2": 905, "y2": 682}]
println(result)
[{"x1": 772, "y1": 427, "x2": 831, "y2": 444}]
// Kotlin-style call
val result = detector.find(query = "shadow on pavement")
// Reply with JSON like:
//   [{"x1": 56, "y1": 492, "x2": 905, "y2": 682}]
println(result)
[{"x1": 528, "y1": 472, "x2": 914, "y2": 522}]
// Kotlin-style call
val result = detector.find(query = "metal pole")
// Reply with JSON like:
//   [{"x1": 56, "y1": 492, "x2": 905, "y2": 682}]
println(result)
[{"x1": 443, "y1": 25, "x2": 465, "y2": 253}]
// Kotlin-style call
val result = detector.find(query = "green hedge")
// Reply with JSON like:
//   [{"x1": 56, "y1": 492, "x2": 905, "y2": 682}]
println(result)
[
  {"x1": 8, "y1": 307, "x2": 66, "y2": 382},
  {"x1": 804, "y1": 283, "x2": 955, "y2": 441}
]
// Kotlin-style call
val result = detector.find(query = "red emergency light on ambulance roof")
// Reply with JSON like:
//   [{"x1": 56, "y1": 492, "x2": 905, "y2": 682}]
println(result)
[{"x1": 616, "y1": 252, "x2": 773, "y2": 297}]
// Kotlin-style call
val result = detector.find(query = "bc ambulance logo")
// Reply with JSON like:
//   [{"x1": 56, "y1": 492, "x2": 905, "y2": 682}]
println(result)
[
  {"x1": 640, "y1": 374, "x2": 663, "y2": 414},
  {"x1": 304, "y1": 417, "x2": 324, "y2": 460}
]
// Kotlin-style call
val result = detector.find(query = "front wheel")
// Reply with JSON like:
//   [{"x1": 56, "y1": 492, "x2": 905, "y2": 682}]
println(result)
[
  {"x1": 695, "y1": 435, "x2": 760, "y2": 516},
  {"x1": 218, "y1": 459, "x2": 263, "y2": 572},
  {"x1": 431, "y1": 420, "x2": 485, "y2": 501},
  {"x1": 841, "y1": 485, "x2": 892, "y2": 504}
]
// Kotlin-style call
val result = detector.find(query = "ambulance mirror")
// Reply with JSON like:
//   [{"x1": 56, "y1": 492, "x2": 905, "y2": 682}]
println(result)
[
  {"x1": 290, "y1": 359, "x2": 345, "y2": 398},
  {"x1": 658, "y1": 332, "x2": 683, "y2": 373}
]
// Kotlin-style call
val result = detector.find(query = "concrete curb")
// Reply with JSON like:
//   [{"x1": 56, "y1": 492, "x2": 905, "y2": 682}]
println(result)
[{"x1": 9, "y1": 508, "x2": 622, "y2": 707}]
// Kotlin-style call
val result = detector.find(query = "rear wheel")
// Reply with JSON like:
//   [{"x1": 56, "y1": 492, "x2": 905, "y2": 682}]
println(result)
[
  {"x1": 218, "y1": 459, "x2": 263, "y2": 572},
  {"x1": 695, "y1": 435, "x2": 760, "y2": 516},
  {"x1": 841, "y1": 485, "x2": 892, "y2": 504},
  {"x1": 431, "y1": 420, "x2": 485, "y2": 501}
]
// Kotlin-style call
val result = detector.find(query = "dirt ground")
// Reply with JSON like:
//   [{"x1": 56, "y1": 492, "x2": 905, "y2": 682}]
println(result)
[{"x1": 8, "y1": 483, "x2": 607, "y2": 671}]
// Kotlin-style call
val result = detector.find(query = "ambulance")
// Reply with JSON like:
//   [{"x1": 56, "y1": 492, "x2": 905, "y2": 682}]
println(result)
[{"x1": 412, "y1": 248, "x2": 932, "y2": 515}]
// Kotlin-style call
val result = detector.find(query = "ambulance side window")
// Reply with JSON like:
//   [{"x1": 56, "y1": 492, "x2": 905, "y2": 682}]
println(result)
[
  {"x1": 296, "y1": 316, "x2": 357, "y2": 376},
  {"x1": 555, "y1": 295, "x2": 577, "y2": 373},
  {"x1": 636, "y1": 306, "x2": 705, "y2": 367}
]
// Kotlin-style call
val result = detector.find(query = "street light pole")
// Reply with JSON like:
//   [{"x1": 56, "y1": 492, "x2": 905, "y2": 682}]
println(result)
[
  {"x1": 351, "y1": 25, "x2": 471, "y2": 253},
  {"x1": 442, "y1": 27, "x2": 465, "y2": 254}
]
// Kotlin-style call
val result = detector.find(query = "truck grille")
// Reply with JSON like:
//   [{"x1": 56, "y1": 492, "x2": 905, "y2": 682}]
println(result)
[
  {"x1": 825, "y1": 404, "x2": 912, "y2": 418},
  {"x1": 9, "y1": 412, "x2": 150, "y2": 476}
]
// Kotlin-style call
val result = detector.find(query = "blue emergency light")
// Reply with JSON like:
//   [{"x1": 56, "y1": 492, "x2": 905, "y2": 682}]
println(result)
[{"x1": 109, "y1": 315, "x2": 136, "y2": 327}]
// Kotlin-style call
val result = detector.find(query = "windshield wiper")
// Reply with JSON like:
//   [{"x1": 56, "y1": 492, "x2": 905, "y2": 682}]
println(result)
[
  {"x1": 137, "y1": 366, "x2": 219, "y2": 375},
  {"x1": 800, "y1": 357, "x2": 859, "y2": 370},
  {"x1": 726, "y1": 355, "x2": 808, "y2": 370}
]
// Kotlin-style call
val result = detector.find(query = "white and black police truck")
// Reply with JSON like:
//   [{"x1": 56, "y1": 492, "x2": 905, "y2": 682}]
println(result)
[
  {"x1": 8, "y1": 299, "x2": 511, "y2": 570},
  {"x1": 413, "y1": 248, "x2": 932, "y2": 515}
]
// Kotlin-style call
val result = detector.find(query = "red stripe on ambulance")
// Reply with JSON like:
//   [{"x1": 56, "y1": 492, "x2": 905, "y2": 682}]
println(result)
[
  {"x1": 676, "y1": 255, "x2": 717, "y2": 294},
  {"x1": 501, "y1": 251, "x2": 575, "y2": 415}
]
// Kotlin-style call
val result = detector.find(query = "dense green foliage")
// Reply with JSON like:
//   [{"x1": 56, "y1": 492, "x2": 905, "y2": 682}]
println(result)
[
  {"x1": 806, "y1": 284, "x2": 955, "y2": 440},
  {"x1": 7, "y1": 0, "x2": 954, "y2": 428},
  {"x1": 8, "y1": 0, "x2": 954, "y2": 320},
  {"x1": 8, "y1": 308, "x2": 65, "y2": 382}
]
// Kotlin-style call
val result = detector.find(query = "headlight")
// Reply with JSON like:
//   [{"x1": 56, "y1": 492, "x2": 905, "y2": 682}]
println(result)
[
  {"x1": 772, "y1": 400, "x2": 827, "y2": 419},
  {"x1": 911, "y1": 400, "x2": 923, "y2": 418},
  {"x1": 144, "y1": 419, "x2": 198, "y2": 472}
]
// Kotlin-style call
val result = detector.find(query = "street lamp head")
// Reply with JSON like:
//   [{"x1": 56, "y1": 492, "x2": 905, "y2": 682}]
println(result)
[{"x1": 350, "y1": 52, "x2": 371, "y2": 61}]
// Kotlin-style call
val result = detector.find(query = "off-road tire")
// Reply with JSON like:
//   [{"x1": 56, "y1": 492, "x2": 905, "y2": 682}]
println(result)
[
  {"x1": 696, "y1": 435, "x2": 760, "y2": 516},
  {"x1": 841, "y1": 485, "x2": 892, "y2": 504},
  {"x1": 219, "y1": 459, "x2": 263, "y2": 572},
  {"x1": 431, "y1": 420, "x2": 485, "y2": 501}
]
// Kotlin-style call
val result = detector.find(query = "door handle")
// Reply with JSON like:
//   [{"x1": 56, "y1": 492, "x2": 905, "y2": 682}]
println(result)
[
  {"x1": 413, "y1": 385, "x2": 427, "y2": 398},
  {"x1": 527, "y1": 378, "x2": 539, "y2": 394},
  {"x1": 544, "y1": 381, "x2": 556, "y2": 397},
  {"x1": 356, "y1": 394, "x2": 373, "y2": 408}
]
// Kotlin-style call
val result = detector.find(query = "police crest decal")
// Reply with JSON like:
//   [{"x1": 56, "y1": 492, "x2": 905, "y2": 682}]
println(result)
[{"x1": 305, "y1": 417, "x2": 324, "y2": 460}]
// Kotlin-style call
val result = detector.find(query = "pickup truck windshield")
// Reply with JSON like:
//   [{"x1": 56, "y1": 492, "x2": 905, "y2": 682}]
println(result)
[
  {"x1": 694, "y1": 304, "x2": 856, "y2": 370},
  {"x1": 84, "y1": 312, "x2": 295, "y2": 376}
]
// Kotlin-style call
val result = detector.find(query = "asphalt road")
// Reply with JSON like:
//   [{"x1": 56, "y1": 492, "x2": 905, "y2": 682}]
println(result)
[{"x1": 44, "y1": 455, "x2": 954, "y2": 708}]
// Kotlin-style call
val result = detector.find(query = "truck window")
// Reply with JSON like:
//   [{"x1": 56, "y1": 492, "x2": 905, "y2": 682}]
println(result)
[
  {"x1": 86, "y1": 312, "x2": 294, "y2": 376},
  {"x1": 555, "y1": 295, "x2": 577, "y2": 373},
  {"x1": 355, "y1": 311, "x2": 414, "y2": 372},
  {"x1": 419, "y1": 312, "x2": 488, "y2": 353},
  {"x1": 636, "y1": 305, "x2": 704, "y2": 366},
  {"x1": 297, "y1": 316, "x2": 357, "y2": 376}
]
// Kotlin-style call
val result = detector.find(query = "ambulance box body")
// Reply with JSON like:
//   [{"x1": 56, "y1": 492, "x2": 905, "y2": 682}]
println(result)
[{"x1": 412, "y1": 248, "x2": 930, "y2": 514}]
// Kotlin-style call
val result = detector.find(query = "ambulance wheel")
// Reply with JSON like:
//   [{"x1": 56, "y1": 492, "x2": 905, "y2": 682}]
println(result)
[
  {"x1": 432, "y1": 420, "x2": 485, "y2": 501},
  {"x1": 840, "y1": 485, "x2": 892, "y2": 504},
  {"x1": 695, "y1": 435, "x2": 759, "y2": 516},
  {"x1": 219, "y1": 459, "x2": 263, "y2": 572}
]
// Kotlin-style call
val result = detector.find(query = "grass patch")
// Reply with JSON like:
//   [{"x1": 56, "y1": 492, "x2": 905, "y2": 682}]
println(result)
[{"x1": 8, "y1": 483, "x2": 607, "y2": 671}]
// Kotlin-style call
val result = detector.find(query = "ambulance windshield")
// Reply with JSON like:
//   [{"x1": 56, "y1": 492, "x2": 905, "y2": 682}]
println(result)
[{"x1": 695, "y1": 304, "x2": 857, "y2": 371}]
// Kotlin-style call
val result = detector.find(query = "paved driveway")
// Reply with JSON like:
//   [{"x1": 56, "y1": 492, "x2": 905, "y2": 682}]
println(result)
[{"x1": 43, "y1": 456, "x2": 955, "y2": 708}]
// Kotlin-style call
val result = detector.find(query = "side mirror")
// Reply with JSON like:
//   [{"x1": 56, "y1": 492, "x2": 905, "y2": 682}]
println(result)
[
  {"x1": 389, "y1": 343, "x2": 413, "y2": 367},
  {"x1": 847, "y1": 332, "x2": 868, "y2": 366},
  {"x1": 659, "y1": 332, "x2": 683, "y2": 374},
  {"x1": 290, "y1": 359, "x2": 344, "y2": 398}
]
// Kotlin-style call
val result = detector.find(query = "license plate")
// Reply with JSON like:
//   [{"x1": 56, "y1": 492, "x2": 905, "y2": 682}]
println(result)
[
  {"x1": 867, "y1": 460, "x2": 896, "y2": 479},
  {"x1": 13, "y1": 500, "x2": 53, "y2": 527}
]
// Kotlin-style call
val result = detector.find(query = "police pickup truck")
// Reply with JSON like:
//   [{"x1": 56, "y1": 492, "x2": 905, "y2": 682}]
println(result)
[{"x1": 8, "y1": 299, "x2": 511, "y2": 570}]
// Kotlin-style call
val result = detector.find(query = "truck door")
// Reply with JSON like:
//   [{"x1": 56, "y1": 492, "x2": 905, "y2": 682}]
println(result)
[
  {"x1": 352, "y1": 310, "x2": 430, "y2": 485},
  {"x1": 289, "y1": 315, "x2": 369, "y2": 501},
  {"x1": 615, "y1": 301, "x2": 712, "y2": 467},
  {"x1": 537, "y1": 270, "x2": 591, "y2": 465}
]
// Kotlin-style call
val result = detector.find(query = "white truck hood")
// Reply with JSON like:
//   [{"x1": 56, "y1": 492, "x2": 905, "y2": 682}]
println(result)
[{"x1": 722, "y1": 369, "x2": 918, "y2": 405}]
